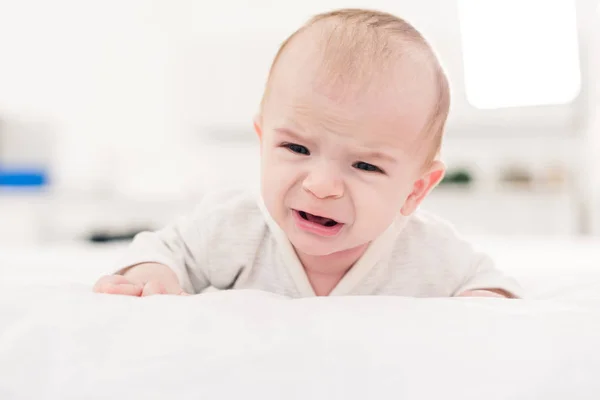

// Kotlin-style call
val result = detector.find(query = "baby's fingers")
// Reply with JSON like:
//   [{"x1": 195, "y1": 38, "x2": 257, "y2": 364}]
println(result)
[
  {"x1": 141, "y1": 281, "x2": 168, "y2": 296},
  {"x1": 93, "y1": 275, "x2": 127, "y2": 290},
  {"x1": 141, "y1": 281, "x2": 190, "y2": 296},
  {"x1": 93, "y1": 276, "x2": 143, "y2": 296}
]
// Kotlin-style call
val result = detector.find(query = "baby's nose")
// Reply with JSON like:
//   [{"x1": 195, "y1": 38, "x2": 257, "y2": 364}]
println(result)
[{"x1": 302, "y1": 168, "x2": 344, "y2": 199}]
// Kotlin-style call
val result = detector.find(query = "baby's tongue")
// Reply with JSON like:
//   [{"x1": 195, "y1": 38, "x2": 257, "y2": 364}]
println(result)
[{"x1": 306, "y1": 213, "x2": 332, "y2": 226}]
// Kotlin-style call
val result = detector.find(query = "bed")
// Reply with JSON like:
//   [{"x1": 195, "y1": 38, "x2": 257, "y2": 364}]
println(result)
[{"x1": 1, "y1": 237, "x2": 600, "y2": 399}]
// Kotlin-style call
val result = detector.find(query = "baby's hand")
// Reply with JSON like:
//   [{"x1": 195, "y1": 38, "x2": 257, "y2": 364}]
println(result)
[{"x1": 93, "y1": 275, "x2": 189, "y2": 297}]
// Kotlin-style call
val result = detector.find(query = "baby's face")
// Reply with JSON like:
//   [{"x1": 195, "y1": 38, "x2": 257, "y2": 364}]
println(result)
[{"x1": 258, "y1": 45, "x2": 439, "y2": 257}]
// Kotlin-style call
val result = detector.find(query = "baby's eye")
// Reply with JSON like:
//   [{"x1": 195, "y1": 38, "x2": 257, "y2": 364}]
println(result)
[
  {"x1": 353, "y1": 161, "x2": 384, "y2": 173},
  {"x1": 283, "y1": 143, "x2": 310, "y2": 155}
]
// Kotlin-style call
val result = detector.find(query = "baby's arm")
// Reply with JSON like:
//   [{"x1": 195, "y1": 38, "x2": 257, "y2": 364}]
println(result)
[
  {"x1": 456, "y1": 289, "x2": 512, "y2": 298},
  {"x1": 94, "y1": 204, "x2": 212, "y2": 297},
  {"x1": 453, "y1": 253, "x2": 523, "y2": 299}
]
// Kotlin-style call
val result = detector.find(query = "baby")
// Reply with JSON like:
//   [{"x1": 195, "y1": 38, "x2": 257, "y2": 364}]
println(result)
[{"x1": 94, "y1": 9, "x2": 522, "y2": 299}]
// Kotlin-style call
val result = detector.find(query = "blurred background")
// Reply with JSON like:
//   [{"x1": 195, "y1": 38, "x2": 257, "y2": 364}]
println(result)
[{"x1": 0, "y1": 0, "x2": 599, "y2": 248}]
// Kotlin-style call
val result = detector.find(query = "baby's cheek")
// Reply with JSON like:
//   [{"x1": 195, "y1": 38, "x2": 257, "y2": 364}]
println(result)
[
  {"x1": 262, "y1": 164, "x2": 296, "y2": 211},
  {"x1": 353, "y1": 192, "x2": 397, "y2": 237}
]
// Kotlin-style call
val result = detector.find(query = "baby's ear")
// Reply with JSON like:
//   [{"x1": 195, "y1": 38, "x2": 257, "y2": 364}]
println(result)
[
  {"x1": 400, "y1": 160, "x2": 446, "y2": 216},
  {"x1": 253, "y1": 115, "x2": 263, "y2": 140}
]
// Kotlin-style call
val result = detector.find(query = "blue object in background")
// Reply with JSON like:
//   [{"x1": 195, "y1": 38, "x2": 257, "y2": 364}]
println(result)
[{"x1": 0, "y1": 169, "x2": 48, "y2": 187}]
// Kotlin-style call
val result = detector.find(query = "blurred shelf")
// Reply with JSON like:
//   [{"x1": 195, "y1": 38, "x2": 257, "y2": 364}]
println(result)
[
  {"x1": 0, "y1": 183, "x2": 582, "y2": 245},
  {"x1": 422, "y1": 186, "x2": 579, "y2": 237}
]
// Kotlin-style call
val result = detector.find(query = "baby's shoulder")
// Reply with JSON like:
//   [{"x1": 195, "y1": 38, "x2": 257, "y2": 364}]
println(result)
[
  {"x1": 395, "y1": 209, "x2": 476, "y2": 260},
  {"x1": 191, "y1": 188, "x2": 268, "y2": 244},
  {"x1": 196, "y1": 188, "x2": 262, "y2": 216},
  {"x1": 403, "y1": 209, "x2": 465, "y2": 241},
  {"x1": 193, "y1": 188, "x2": 264, "y2": 226}
]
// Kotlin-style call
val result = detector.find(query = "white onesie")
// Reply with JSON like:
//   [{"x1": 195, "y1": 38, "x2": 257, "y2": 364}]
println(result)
[{"x1": 118, "y1": 190, "x2": 523, "y2": 298}]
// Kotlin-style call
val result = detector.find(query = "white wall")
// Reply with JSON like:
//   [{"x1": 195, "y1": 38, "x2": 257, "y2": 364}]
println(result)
[{"x1": 0, "y1": 0, "x2": 184, "y2": 193}]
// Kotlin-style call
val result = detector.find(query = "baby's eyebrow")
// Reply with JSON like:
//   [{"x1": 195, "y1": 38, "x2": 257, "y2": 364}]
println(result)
[
  {"x1": 273, "y1": 127, "x2": 306, "y2": 142},
  {"x1": 359, "y1": 150, "x2": 398, "y2": 164}
]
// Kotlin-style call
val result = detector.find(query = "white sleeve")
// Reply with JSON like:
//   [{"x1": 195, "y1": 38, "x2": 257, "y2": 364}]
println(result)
[
  {"x1": 115, "y1": 206, "x2": 212, "y2": 295},
  {"x1": 454, "y1": 252, "x2": 525, "y2": 298}
]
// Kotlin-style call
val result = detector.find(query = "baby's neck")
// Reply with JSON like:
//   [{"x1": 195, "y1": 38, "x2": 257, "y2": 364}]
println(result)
[{"x1": 296, "y1": 243, "x2": 369, "y2": 296}]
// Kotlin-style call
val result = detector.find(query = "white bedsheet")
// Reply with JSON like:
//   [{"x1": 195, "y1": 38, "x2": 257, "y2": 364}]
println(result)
[{"x1": 0, "y1": 238, "x2": 600, "y2": 399}]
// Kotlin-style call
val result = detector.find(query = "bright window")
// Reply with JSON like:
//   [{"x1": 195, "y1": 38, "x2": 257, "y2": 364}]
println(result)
[{"x1": 457, "y1": 0, "x2": 581, "y2": 109}]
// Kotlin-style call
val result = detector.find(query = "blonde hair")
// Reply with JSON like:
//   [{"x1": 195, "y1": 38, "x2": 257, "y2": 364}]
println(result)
[{"x1": 261, "y1": 8, "x2": 451, "y2": 163}]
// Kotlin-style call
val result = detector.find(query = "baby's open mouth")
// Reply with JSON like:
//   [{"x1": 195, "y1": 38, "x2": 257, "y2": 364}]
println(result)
[{"x1": 298, "y1": 211, "x2": 339, "y2": 227}]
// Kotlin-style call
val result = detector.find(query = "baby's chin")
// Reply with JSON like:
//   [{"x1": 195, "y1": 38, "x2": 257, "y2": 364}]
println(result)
[
  {"x1": 288, "y1": 234, "x2": 343, "y2": 256},
  {"x1": 288, "y1": 232, "x2": 367, "y2": 258}
]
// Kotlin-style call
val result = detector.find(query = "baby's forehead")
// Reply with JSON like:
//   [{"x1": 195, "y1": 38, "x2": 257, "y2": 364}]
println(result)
[
  {"x1": 266, "y1": 28, "x2": 437, "y2": 147},
  {"x1": 268, "y1": 21, "x2": 437, "y2": 110}
]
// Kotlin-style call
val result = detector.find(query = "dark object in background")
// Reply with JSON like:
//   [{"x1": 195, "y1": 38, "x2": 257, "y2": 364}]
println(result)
[
  {"x1": 440, "y1": 168, "x2": 473, "y2": 186},
  {"x1": 87, "y1": 228, "x2": 150, "y2": 243}
]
